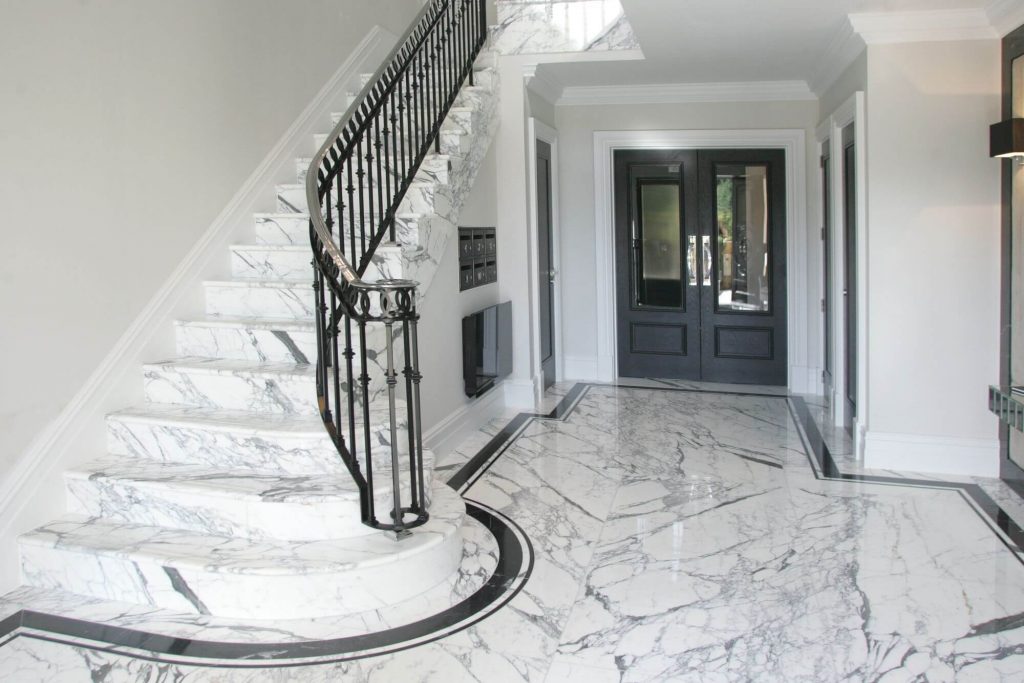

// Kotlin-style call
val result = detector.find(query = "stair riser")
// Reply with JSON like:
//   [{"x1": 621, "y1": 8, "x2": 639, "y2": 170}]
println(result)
[
  {"x1": 205, "y1": 283, "x2": 314, "y2": 320},
  {"x1": 349, "y1": 71, "x2": 495, "y2": 105},
  {"x1": 20, "y1": 528, "x2": 461, "y2": 619},
  {"x1": 257, "y1": 213, "x2": 422, "y2": 250},
  {"x1": 105, "y1": 416, "x2": 398, "y2": 476},
  {"x1": 229, "y1": 247, "x2": 403, "y2": 283},
  {"x1": 312, "y1": 128, "x2": 467, "y2": 168},
  {"x1": 175, "y1": 323, "x2": 317, "y2": 364},
  {"x1": 64, "y1": 474, "x2": 432, "y2": 542},
  {"x1": 297, "y1": 154, "x2": 451, "y2": 187},
  {"x1": 143, "y1": 364, "x2": 318, "y2": 415},
  {"x1": 277, "y1": 181, "x2": 436, "y2": 216},
  {"x1": 255, "y1": 215, "x2": 310, "y2": 246}
]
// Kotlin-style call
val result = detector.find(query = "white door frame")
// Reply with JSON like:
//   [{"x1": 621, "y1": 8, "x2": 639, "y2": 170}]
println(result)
[
  {"x1": 527, "y1": 118, "x2": 563, "y2": 401},
  {"x1": 818, "y1": 92, "x2": 868, "y2": 449},
  {"x1": 592, "y1": 128, "x2": 811, "y2": 391}
]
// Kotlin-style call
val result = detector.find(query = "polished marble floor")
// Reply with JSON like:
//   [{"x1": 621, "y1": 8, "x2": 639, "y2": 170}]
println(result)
[{"x1": 3, "y1": 381, "x2": 1024, "y2": 681}]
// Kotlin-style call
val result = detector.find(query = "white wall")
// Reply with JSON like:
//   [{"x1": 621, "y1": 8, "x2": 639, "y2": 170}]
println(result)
[
  {"x1": 863, "y1": 39, "x2": 1002, "y2": 475},
  {"x1": 0, "y1": 0, "x2": 418, "y2": 481},
  {"x1": 553, "y1": 99, "x2": 820, "y2": 381},
  {"x1": 418, "y1": 143, "x2": 501, "y2": 431},
  {"x1": 819, "y1": 50, "x2": 867, "y2": 123}
]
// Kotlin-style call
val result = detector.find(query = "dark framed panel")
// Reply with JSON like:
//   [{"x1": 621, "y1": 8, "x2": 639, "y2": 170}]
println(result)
[{"x1": 1000, "y1": 24, "x2": 1024, "y2": 493}]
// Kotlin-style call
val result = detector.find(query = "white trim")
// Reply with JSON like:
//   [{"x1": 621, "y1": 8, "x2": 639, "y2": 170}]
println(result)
[
  {"x1": 563, "y1": 354, "x2": 599, "y2": 380},
  {"x1": 0, "y1": 27, "x2": 397, "y2": 594},
  {"x1": 819, "y1": 92, "x2": 867, "y2": 438},
  {"x1": 988, "y1": 0, "x2": 1024, "y2": 36},
  {"x1": 526, "y1": 118, "x2": 564, "y2": 393},
  {"x1": 849, "y1": 9, "x2": 998, "y2": 44},
  {"x1": 559, "y1": 81, "x2": 815, "y2": 107},
  {"x1": 808, "y1": 20, "x2": 866, "y2": 97},
  {"x1": 863, "y1": 431, "x2": 1000, "y2": 478},
  {"x1": 592, "y1": 129, "x2": 810, "y2": 391},
  {"x1": 502, "y1": 378, "x2": 541, "y2": 409},
  {"x1": 423, "y1": 387, "x2": 507, "y2": 460}
]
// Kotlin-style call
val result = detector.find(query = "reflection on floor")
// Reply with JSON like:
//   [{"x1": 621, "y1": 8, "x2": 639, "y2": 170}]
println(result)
[{"x1": 3, "y1": 381, "x2": 1024, "y2": 681}]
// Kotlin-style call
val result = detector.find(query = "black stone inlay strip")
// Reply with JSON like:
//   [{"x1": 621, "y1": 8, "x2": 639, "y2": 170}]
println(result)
[
  {"x1": 448, "y1": 383, "x2": 588, "y2": 493},
  {"x1": 788, "y1": 396, "x2": 1024, "y2": 560},
  {"x1": 0, "y1": 502, "x2": 532, "y2": 667}
]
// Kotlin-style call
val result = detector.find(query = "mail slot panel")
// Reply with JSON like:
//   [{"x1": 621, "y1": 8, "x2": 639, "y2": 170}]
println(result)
[{"x1": 458, "y1": 227, "x2": 497, "y2": 291}]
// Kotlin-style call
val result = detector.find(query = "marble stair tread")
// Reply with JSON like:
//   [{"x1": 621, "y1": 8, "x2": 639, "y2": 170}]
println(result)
[
  {"x1": 106, "y1": 402, "x2": 409, "y2": 472},
  {"x1": 112, "y1": 399, "x2": 408, "y2": 439},
  {"x1": 66, "y1": 454, "x2": 367, "y2": 502},
  {"x1": 64, "y1": 453, "x2": 436, "y2": 542},
  {"x1": 142, "y1": 357, "x2": 321, "y2": 415},
  {"x1": 20, "y1": 482, "x2": 465, "y2": 619},
  {"x1": 177, "y1": 315, "x2": 314, "y2": 333},
  {"x1": 22, "y1": 483, "x2": 463, "y2": 575},
  {"x1": 144, "y1": 356, "x2": 316, "y2": 380}
]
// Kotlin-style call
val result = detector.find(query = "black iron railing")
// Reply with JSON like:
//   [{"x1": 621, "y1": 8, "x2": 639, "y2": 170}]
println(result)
[{"x1": 307, "y1": 0, "x2": 487, "y2": 534}]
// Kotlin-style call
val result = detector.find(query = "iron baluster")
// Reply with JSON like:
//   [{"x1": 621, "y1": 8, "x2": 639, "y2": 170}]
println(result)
[{"x1": 305, "y1": 0, "x2": 487, "y2": 534}]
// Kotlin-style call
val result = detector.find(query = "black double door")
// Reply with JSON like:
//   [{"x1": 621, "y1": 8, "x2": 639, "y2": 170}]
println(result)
[{"x1": 615, "y1": 148, "x2": 787, "y2": 385}]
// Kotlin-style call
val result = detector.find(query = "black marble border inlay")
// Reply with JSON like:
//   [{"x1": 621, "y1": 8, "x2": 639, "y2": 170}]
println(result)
[
  {"x1": 0, "y1": 501, "x2": 531, "y2": 668},
  {"x1": 4, "y1": 381, "x2": 1024, "y2": 669},
  {"x1": 787, "y1": 396, "x2": 1024, "y2": 562}
]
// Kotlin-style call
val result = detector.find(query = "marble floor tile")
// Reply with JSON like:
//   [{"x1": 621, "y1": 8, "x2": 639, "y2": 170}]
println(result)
[{"x1": 5, "y1": 380, "x2": 1024, "y2": 682}]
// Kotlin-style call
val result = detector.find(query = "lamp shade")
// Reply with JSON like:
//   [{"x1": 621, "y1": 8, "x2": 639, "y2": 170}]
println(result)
[{"x1": 991, "y1": 118, "x2": 1024, "y2": 158}]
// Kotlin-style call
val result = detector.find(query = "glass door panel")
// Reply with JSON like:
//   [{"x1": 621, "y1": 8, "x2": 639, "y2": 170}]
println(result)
[
  {"x1": 635, "y1": 175, "x2": 683, "y2": 309},
  {"x1": 713, "y1": 164, "x2": 771, "y2": 313}
]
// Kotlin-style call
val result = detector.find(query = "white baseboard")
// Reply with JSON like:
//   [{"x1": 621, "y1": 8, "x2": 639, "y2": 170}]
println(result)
[
  {"x1": 563, "y1": 354, "x2": 599, "y2": 380},
  {"x1": 788, "y1": 365, "x2": 821, "y2": 396},
  {"x1": 863, "y1": 430, "x2": 1000, "y2": 478},
  {"x1": 423, "y1": 387, "x2": 506, "y2": 461},
  {"x1": 0, "y1": 27, "x2": 396, "y2": 595},
  {"x1": 502, "y1": 378, "x2": 538, "y2": 409}
]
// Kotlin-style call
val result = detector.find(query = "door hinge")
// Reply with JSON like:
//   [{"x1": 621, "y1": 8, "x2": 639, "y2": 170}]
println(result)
[
  {"x1": 820, "y1": 299, "x2": 825, "y2": 312},
  {"x1": 821, "y1": 227, "x2": 825, "y2": 241}
]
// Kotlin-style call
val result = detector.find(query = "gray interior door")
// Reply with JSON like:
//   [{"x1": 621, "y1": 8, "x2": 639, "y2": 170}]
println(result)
[
  {"x1": 615, "y1": 150, "x2": 701, "y2": 379},
  {"x1": 536, "y1": 139, "x2": 556, "y2": 389},
  {"x1": 842, "y1": 125, "x2": 857, "y2": 431},
  {"x1": 822, "y1": 146, "x2": 833, "y2": 405}
]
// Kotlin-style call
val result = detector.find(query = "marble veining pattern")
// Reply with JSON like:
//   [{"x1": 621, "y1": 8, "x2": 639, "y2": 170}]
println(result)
[
  {"x1": 491, "y1": 0, "x2": 640, "y2": 55},
  {"x1": 5, "y1": 382, "x2": 1024, "y2": 680}
]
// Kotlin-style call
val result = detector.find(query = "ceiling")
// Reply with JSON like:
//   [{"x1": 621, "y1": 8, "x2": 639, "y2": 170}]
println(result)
[{"x1": 540, "y1": 0, "x2": 996, "y2": 90}]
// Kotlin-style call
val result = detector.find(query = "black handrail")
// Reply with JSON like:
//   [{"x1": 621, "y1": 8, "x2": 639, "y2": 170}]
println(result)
[{"x1": 306, "y1": 0, "x2": 488, "y2": 534}]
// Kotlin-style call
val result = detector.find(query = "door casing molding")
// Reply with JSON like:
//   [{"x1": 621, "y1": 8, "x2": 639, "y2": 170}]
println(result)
[
  {"x1": 527, "y1": 118, "x2": 563, "y2": 404},
  {"x1": 817, "y1": 92, "x2": 868, "y2": 451},
  {"x1": 592, "y1": 128, "x2": 810, "y2": 390}
]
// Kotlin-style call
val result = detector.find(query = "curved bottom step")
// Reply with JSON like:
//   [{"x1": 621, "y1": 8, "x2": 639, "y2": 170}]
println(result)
[{"x1": 19, "y1": 483, "x2": 465, "y2": 620}]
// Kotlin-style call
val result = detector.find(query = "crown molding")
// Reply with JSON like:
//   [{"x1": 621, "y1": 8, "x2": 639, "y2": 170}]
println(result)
[
  {"x1": 522, "y1": 65, "x2": 565, "y2": 107},
  {"x1": 557, "y1": 80, "x2": 815, "y2": 106},
  {"x1": 987, "y1": 0, "x2": 1024, "y2": 36},
  {"x1": 849, "y1": 9, "x2": 997, "y2": 44},
  {"x1": 808, "y1": 19, "x2": 866, "y2": 97}
]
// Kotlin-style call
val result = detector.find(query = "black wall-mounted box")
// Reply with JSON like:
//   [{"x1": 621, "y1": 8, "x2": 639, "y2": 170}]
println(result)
[{"x1": 458, "y1": 227, "x2": 496, "y2": 291}]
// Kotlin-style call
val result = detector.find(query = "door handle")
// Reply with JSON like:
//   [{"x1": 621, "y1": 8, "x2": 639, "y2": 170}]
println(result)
[
  {"x1": 687, "y1": 236, "x2": 697, "y2": 286},
  {"x1": 702, "y1": 236, "x2": 712, "y2": 287}
]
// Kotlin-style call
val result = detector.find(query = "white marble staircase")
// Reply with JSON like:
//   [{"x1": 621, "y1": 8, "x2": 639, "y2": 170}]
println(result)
[{"x1": 16, "y1": 50, "x2": 500, "y2": 621}]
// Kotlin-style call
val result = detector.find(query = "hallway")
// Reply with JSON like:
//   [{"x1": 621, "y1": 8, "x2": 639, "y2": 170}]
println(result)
[{"x1": 3, "y1": 382, "x2": 1023, "y2": 680}]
